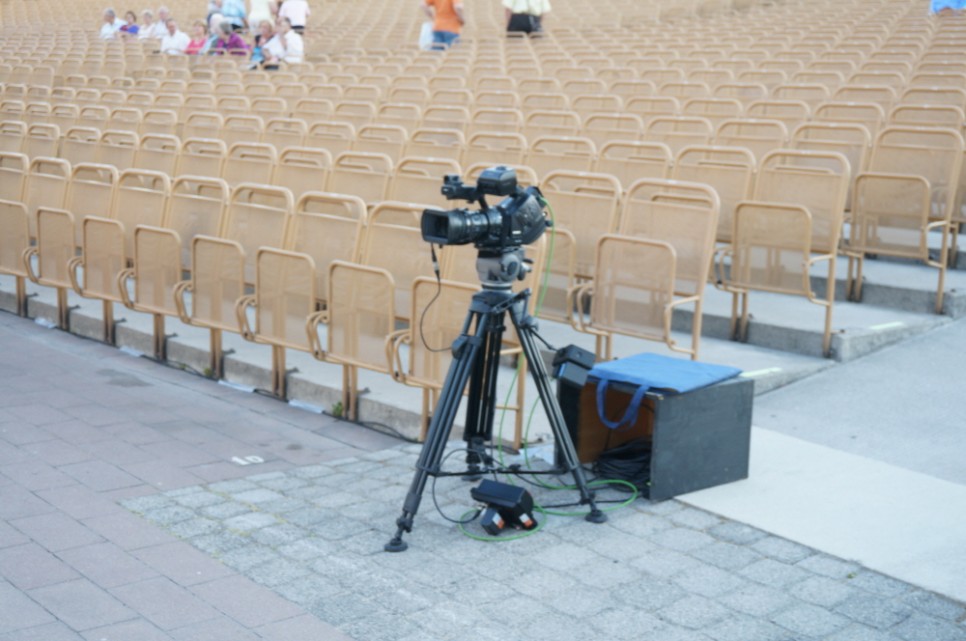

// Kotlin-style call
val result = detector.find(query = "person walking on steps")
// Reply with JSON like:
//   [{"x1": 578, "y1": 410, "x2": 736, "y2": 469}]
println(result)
[{"x1": 422, "y1": 0, "x2": 464, "y2": 49}]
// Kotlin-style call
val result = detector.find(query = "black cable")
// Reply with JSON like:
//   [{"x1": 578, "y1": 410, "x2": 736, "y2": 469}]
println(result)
[
  {"x1": 431, "y1": 448, "x2": 485, "y2": 525},
  {"x1": 418, "y1": 244, "x2": 450, "y2": 354},
  {"x1": 593, "y1": 438, "x2": 653, "y2": 493}
]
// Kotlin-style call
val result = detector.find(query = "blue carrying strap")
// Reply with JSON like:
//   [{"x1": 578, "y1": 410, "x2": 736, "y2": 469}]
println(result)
[{"x1": 596, "y1": 380, "x2": 649, "y2": 430}]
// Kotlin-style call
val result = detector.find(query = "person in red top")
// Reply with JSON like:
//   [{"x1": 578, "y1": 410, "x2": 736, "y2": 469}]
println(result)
[
  {"x1": 422, "y1": 0, "x2": 464, "y2": 49},
  {"x1": 185, "y1": 20, "x2": 208, "y2": 54}
]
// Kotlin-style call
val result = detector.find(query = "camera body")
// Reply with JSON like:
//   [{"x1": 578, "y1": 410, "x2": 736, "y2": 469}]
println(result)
[{"x1": 420, "y1": 166, "x2": 549, "y2": 250}]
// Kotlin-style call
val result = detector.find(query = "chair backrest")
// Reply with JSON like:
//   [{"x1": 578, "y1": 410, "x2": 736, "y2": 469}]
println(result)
[
  {"x1": 618, "y1": 179, "x2": 720, "y2": 297},
  {"x1": 422, "y1": 105, "x2": 471, "y2": 132},
  {"x1": 113, "y1": 169, "x2": 170, "y2": 257},
  {"x1": 867, "y1": 126, "x2": 964, "y2": 219},
  {"x1": 0, "y1": 152, "x2": 28, "y2": 204},
  {"x1": 523, "y1": 109, "x2": 582, "y2": 140},
  {"x1": 328, "y1": 151, "x2": 394, "y2": 205},
  {"x1": 403, "y1": 127, "x2": 465, "y2": 162},
  {"x1": 772, "y1": 83, "x2": 832, "y2": 108},
  {"x1": 135, "y1": 133, "x2": 181, "y2": 175},
  {"x1": 681, "y1": 97, "x2": 744, "y2": 129},
  {"x1": 672, "y1": 145, "x2": 756, "y2": 243},
  {"x1": 358, "y1": 203, "x2": 439, "y2": 320},
  {"x1": 305, "y1": 121, "x2": 356, "y2": 158},
  {"x1": 389, "y1": 156, "x2": 462, "y2": 206},
  {"x1": 900, "y1": 86, "x2": 966, "y2": 108},
  {"x1": 643, "y1": 116, "x2": 714, "y2": 155},
  {"x1": 403, "y1": 277, "x2": 478, "y2": 388},
  {"x1": 715, "y1": 118, "x2": 789, "y2": 161},
  {"x1": 26, "y1": 156, "x2": 71, "y2": 239},
  {"x1": 595, "y1": 140, "x2": 673, "y2": 191},
  {"x1": 813, "y1": 101, "x2": 885, "y2": 138},
  {"x1": 223, "y1": 142, "x2": 277, "y2": 187},
  {"x1": 834, "y1": 85, "x2": 897, "y2": 111},
  {"x1": 746, "y1": 100, "x2": 811, "y2": 132},
  {"x1": 220, "y1": 114, "x2": 265, "y2": 148},
  {"x1": 753, "y1": 149, "x2": 851, "y2": 253},
  {"x1": 462, "y1": 132, "x2": 528, "y2": 168},
  {"x1": 183, "y1": 111, "x2": 224, "y2": 141},
  {"x1": 352, "y1": 124, "x2": 409, "y2": 162},
  {"x1": 375, "y1": 102, "x2": 423, "y2": 133},
  {"x1": 263, "y1": 117, "x2": 308, "y2": 152},
  {"x1": 164, "y1": 175, "x2": 230, "y2": 266},
  {"x1": 60, "y1": 126, "x2": 100, "y2": 166},
  {"x1": 252, "y1": 247, "x2": 317, "y2": 352},
  {"x1": 540, "y1": 170, "x2": 623, "y2": 280},
  {"x1": 890, "y1": 104, "x2": 965, "y2": 129},
  {"x1": 326, "y1": 260, "x2": 396, "y2": 373},
  {"x1": 0, "y1": 200, "x2": 29, "y2": 279},
  {"x1": 581, "y1": 113, "x2": 645, "y2": 150},
  {"x1": 525, "y1": 136, "x2": 597, "y2": 179},
  {"x1": 95, "y1": 129, "x2": 139, "y2": 171},
  {"x1": 791, "y1": 122, "x2": 872, "y2": 186},
  {"x1": 139, "y1": 108, "x2": 177, "y2": 137},
  {"x1": 177, "y1": 137, "x2": 227, "y2": 179},
  {"x1": 287, "y1": 191, "x2": 367, "y2": 304},
  {"x1": 221, "y1": 183, "x2": 295, "y2": 284},
  {"x1": 22, "y1": 123, "x2": 59, "y2": 158},
  {"x1": 274, "y1": 147, "x2": 332, "y2": 201},
  {"x1": 65, "y1": 163, "x2": 119, "y2": 246}
]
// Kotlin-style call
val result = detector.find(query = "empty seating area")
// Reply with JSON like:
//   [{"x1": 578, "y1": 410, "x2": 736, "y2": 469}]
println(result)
[{"x1": 0, "y1": 0, "x2": 964, "y2": 438}]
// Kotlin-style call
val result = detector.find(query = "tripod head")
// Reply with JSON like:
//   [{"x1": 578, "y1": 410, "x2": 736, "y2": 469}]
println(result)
[{"x1": 475, "y1": 247, "x2": 531, "y2": 290}]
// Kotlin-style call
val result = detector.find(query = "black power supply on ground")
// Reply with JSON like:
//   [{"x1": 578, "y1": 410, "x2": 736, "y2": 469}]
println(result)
[{"x1": 470, "y1": 480, "x2": 537, "y2": 535}]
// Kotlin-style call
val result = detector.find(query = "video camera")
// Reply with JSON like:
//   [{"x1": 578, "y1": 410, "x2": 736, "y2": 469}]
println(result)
[{"x1": 420, "y1": 166, "x2": 549, "y2": 250}]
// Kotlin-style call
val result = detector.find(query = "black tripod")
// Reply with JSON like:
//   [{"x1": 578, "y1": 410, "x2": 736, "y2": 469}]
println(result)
[{"x1": 385, "y1": 247, "x2": 606, "y2": 552}]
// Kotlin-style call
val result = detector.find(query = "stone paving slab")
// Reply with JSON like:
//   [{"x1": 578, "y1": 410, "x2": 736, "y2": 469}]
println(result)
[{"x1": 126, "y1": 445, "x2": 966, "y2": 641}]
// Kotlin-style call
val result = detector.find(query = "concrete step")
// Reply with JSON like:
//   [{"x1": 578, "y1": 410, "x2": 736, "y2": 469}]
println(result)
[{"x1": 0, "y1": 275, "x2": 833, "y2": 441}]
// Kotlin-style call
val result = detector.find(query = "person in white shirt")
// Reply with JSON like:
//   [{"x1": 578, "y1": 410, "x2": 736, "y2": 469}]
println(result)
[
  {"x1": 145, "y1": 5, "x2": 170, "y2": 38},
  {"x1": 138, "y1": 9, "x2": 156, "y2": 38},
  {"x1": 277, "y1": 0, "x2": 310, "y2": 32},
  {"x1": 503, "y1": 0, "x2": 551, "y2": 34},
  {"x1": 266, "y1": 17, "x2": 304, "y2": 64},
  {"x1": 99, "y1": 8, "x2": 124, "y2": 40},
  {"x1": 160, "y1": 18, "x2": 190, "y2": 54}
]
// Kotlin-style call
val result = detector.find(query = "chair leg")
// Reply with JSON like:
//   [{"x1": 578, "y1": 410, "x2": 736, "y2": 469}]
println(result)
[
  {"x1": 729, "y1": 291, "x2": 739, "y2": 340},
  {"x1": 419, "y1": 388, "x2": 431, "y2": 441},
  {"x1": 15, "y1": 276, "x2": 26, "y2": 317},
  {"x1": 103, "y1": 301, "x2": 115, "y2": 345},
  {"x1": 937, "y1": 225, "x2": 950, "y2": 315},
  {"x1": 152, "y1": 314, "x2": 166, "y2": 361},
  {"x1": 272, "y1": 346, "x2": 286, "y2": 398},
  {"x1": 738, "y1": 291, "x2": 750, "y2": 343},
  {"x1": 823, "y1": 265, "x2": 837, "y2": 358},
  {"x1": 690, "y1": 300, "x2": 703, "y2": 361},
  {"x1": 210, "y1": 328, "x2": 223, "y2": 379},
  {"x1": 56, "y1": 287, "x2": 69, "y2": 330}
]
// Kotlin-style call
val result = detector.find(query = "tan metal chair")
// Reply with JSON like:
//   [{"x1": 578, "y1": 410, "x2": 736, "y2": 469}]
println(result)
[
  {"x1": 595, "y1": 140, "x2": 673, "y2": 192},
  {"x1": 681, "y1": 98, "x2": 744, "y2": 130},
  {"x1": 135, "y1": 134, "x2": 181, "y2": 176},
  {"x1": 0, "y1": 151, "x2": 28, "y2": 206},
  {"x1": 222, "y1": 142, "x2": 277, "y2": 187},
  {"x1": 306, "y1": 259, "x2": 397, "y2": 421},
  {"x1": 387, "y1": 277, "x2": 478, "y2": 440},
  {"x1": 523, "y1": 109, "x2": 582, "y2": 140},
  {"x1": 177, "y1": 138, "x2": 227, "y2": 180},
  {"x1": 525, "y1": 136, "x2": 596, "y2": 179},
  {"x1": 328, "y1": 151, "x2": 394, "y2": 205},
  {"x1": 273, "y1": 147, "x2": 332, "y2": 201},
  {"x1": 572, "y1": 180, "x2": 719, "y2": 361},
  {"x1": 305, "y1": 121, "x2": 356, "y2": 159},
  {"x1": 118, "y1": 176, "x2": 229, "y2": 361},
  {"x1": 581, "y1": 113, "x2": 645, "y2": 151},
  {"x1": 66, "y1": 169, "x2": 170, "y2": 344},
  {"x1": 403, "y1": 128, "x2": 465, "y2": 162},
  {"x1": 352, "y1": 124, "x2": 408, "y2": 163},
  {"x1": 846, "y1": 126, "x2": 964, "y2": 313},
  {"x1": 236, "y1": 247, "x2": 318, "y2": 398},
  {"x1": 173, "y1": 183, "x2": 293, "y2": 378},
  {"x1": 791, "y1": 122, "x2": 872, "y2": 210},
  {"x1": 60, "y1": 126, "x2": 100, "y2": 166},
  {"x1": 746, "y1": 100, "x2": 811, "y2": 133},
  {"x1": 672, "y1": 145, "x2": 756, "y2": 244},
  {"x1": 717, "y1": 150, "x2": 851, "y2": 356},
  {"x1": 219, "y1": 114, "x2": 265, "y2": 149},
  {"x1": 22, "y1": 123, "x2": 59, "y2": 158},
  {"x1": 94, "y1": 129, "x2": 138, "y2": 171},
  {"x1": 715, "y1": 118, "x2": 789, "y2": 162},
  {"x1": 643, "y1": 116, "x2": 714, "y2": 156},
  {"x1": 183, "y1": 112, "x2": 225, "y2": 141},
  {"x1": 0, "y1": 199, "x2": 30, "y2": 316},
  {"x1": 462, "y1": 132, "x2": 527, "y2": 169},
  {"x1": 24, "y1": 207, "x2": 75, "y2": 329},
  {"x1": 389, "y1": 156, "x2": 461, "y2": 206}
]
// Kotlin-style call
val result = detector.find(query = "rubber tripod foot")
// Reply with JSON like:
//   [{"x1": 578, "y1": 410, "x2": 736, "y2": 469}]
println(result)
[
  {"x1": 586, "y1": 509, "x2": 608, "y2": 524},
  {"x1": 384, "y1": 538, "x2": 409, "y2": 553}
]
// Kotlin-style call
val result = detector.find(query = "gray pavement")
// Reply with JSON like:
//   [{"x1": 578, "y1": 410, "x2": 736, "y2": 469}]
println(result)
[{"x1": 2, "y1": 311, "x2": 966, "y2": 640}]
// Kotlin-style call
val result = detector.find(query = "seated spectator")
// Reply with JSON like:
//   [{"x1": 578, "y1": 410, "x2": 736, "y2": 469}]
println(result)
[
  {"x1": 186, "y1": 20, "x2": 209, "y2": 54},
  {"x1": 145, "y1": 5, "x2": 170, "y2": 38},
  {"x1": 99, "y1": 8, "x2": 124, "y2": 40},
  {"x1": 221, "y1": 0, "x2": 247, "y2": 30},
  {"x1": 249, "y1": 20, "x2": 275, "y2": 67},
  {"x1": 119, "y1": 10, "x2": 140, "y2": 37},
  {"x1": 269, "y1": 17, "x2": 304, "y2": 64},
  {"x1": 212, "y1": 20, "x2": 250, "y2": 55},
  {"x1": 138, "y1": 9, "x2": 156, "y2": 38},
  {"x1": 278, "y1": 0, "x2": 309, "y2": 33},
  {"x1": 160, "y1": 18, "x2": 190, "y2": 54}
]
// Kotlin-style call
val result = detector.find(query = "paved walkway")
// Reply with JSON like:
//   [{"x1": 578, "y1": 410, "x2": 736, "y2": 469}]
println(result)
[{"x1": 1, "y1": 311, "x2": 965, "y2": 641}]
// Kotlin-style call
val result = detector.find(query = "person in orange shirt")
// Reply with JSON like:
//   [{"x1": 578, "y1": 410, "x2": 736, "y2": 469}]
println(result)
[{"x1": 422, "y1": 0, "x2": 464, "y2": 49}]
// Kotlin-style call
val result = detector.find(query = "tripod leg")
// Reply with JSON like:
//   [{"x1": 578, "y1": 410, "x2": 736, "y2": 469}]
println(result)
[
  {"x1": 509, "y1": 298, "x2": 607, "y2": 524},
  {"x1": 386, "y1": 312, "x2": 487, "y2": 552},
  {"x1": 462, "y1": 309, "x2": 506, "y2": 477}
]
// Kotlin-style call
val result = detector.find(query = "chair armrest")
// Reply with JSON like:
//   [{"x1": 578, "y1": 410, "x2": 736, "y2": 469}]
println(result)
[
  {"x1": 67, "y1": 256, "x2": 84, "y2": 296},
  {"x1": 235, "y1": 294, "x2": 256, "y2": 341},
  {"x1": 305, "y1": 310, "x2": 328, "y2": 361},
  {"x1": 22, "y1": 247, "x2": 39, "y2": 283},
  {"x1": 386, "y1": 328, "x2": 409, "y2": 382},
  {"x1": 173, "y1": 280, "x2": 192, "y2": 324},
  {"x1": 117, "y1": 268, "x2": 135, "y2": 309}
]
